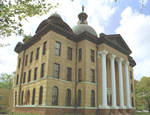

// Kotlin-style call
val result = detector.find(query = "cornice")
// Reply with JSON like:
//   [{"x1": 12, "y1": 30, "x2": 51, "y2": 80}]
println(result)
[
  {"x1": 15, "y1": 21, "x2": 133, "y2": 58},
  {"x1": 128, "y1": 56, "x2": 136, "y2": 67}
]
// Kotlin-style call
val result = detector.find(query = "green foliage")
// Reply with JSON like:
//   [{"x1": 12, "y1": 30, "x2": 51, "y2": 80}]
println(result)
[
  {"x1": 23, "y1": 34, "x2": 32, "y2": 43},
  {"x1": 135, "y1": 77, "x2": 150, "y2": 113},
  {"x1": 0, "y1": 73, "x2": 14, "y2": 90},
  {"x1": 0, "y1": 0, "x2": 58, "y2": 38},
  {"x1": 0, "y1": 109, "x2": 6, "y2": 114}
]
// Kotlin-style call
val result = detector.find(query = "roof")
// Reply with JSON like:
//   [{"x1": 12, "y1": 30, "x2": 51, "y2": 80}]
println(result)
[
  {"x1": 14, "y1": 12, "x2": 136, "y2": 67},
  {"x1": 72, "y1": 24, "x2": 98, "y2": 37}
]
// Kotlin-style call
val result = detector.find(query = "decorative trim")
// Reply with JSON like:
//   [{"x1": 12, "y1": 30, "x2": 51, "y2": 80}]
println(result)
[
  {"x1": 47, "y1": 76, "x2": 76, "y2": 84},
  {"x1": 16, "y1": 105, "x2": 97, "y2": 109},
  {"x1": 19, "y1": 76, "x2": 76, "y2": 87},
  {"x1": 79, "y1": 81, "x2": 98, "y2": 85},
  {"x1": 77, "y1": 107, "x2": 97, "y2": 109}
]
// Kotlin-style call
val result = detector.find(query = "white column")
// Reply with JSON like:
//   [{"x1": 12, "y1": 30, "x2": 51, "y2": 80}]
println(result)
[
  {"x1": 109, "y1": 54, "x2": 118, "y2": 109},
  {"x1": 116, "y1": 58, "x2": 126, "y2": 109},
  {"x1": 123, "y1": 61, "x2": 132, "y2": 108},
  {"x1": 98, "y1": 50, "x2": 109, "y2": 108}
]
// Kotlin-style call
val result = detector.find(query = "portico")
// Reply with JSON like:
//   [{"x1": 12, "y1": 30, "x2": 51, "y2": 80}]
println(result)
[{"x1": 98, "y1": 49, "x2": 132, "y2": 111}]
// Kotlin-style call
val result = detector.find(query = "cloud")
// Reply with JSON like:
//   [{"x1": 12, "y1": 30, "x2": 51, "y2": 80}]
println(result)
[
  {"x1": 139, "y1": 0, "x2": 148, "y2": 5},
  {"x1": 0, "y1": 35, "x2": 19, "y2": 74},
  {"x1": 116, "y1": 6, "x2": 150, "y2": 80}
]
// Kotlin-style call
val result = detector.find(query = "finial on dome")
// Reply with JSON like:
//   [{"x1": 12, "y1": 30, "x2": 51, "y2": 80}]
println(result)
[
  {"x1": 78, "y1": 5, "x2": 88, "y2": 24},
  {"x1": 82, "y1": 5, "x2": 84, "y2": 12}
]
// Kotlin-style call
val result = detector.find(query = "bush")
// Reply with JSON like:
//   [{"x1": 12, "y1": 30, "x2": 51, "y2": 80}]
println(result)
[{"x1": 0, "y1": 109, "x2": 6, "y2": 114}]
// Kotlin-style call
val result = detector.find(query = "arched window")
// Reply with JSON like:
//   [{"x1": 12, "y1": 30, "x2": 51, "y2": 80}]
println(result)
[
  {"x1": 132, "y1": 97, "x2": 134, "y2": 107},
  {"x1": 21, "y1": 90, "x2": 24, "y2": 105},
  {"x1": 32, "y1": 88, "x2": 36, "y2": 105},
  {"x1": 27, "y1": 89, "x2": 30, "y2": 104},
  {"x1": 52, "y1": 86, "x2": 58, "y2": 105},
  {"x1": 91, "y1": 90, "x2": 95, "y2": 107},
  {"x1": 78, "y1": 90, "x2": 81, "y2": 106},
  {"x1": 15, "y1": 91, "x2": 17, "y2": 106},
  {"x1": 66, "y1": 89, "x2": 71, "y2": 106},
  {"x1": 39, "y1": 86, "x2": 43, "y2": 105}
]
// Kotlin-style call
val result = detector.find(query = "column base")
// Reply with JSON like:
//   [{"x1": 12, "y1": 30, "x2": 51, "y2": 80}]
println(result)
[
  {"x1": 111, "y1": 105, "x2": 119, "y2": 109},
  {"x1": 126, "y1": 106, "x2": 132, "y2": 109},
  {"x1": 99, "y1": 105, "x2": 110, "y2": 109},
  {"x1": 119, "y1": 105, "x2": 126, "y2": 109}
]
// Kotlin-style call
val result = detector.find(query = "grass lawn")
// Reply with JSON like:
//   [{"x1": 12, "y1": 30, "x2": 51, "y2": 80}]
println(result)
[
  {"x1": 134, "y1": 113, "x2": 150, "y2": 115},
  {"x1": 0, "y1": 112, "x2": 150, "y2": 115}
]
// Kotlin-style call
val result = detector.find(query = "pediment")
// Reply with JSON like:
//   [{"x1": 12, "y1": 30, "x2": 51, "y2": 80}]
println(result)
[{"x1": 106, "y1": 34, "x2": 132, "y2": 54}]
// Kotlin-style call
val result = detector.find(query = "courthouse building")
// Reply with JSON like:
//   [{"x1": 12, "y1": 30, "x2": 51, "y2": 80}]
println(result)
[{"x1": 13, "y1": 7, "x2": 136, "y2": 115}]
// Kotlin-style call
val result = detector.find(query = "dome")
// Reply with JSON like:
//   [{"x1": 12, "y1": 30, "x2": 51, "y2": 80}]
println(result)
[
  {"x1": 72, "y1": 5, "x2": 98, "y2": 37},
  {"x1": 72, "y1": 24, "x2": 98, "y2": 37}
]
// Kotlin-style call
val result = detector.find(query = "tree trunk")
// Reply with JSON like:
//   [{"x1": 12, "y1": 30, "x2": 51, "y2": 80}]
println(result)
[{"x1": 146, "y1": 99, "x2": 150, "y2": 113}]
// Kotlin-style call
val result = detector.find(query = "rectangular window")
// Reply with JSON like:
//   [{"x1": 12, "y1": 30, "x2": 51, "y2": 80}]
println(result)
[
  {"x1": 16, "y1": 74, "x2": 19, "y2": 85},
  {"x1": 30, "y1": 51, "x2": 33, "y2": 63},
  {"x1": 43, "y1": 41, "x2": 47, "y2": 55},
  {"x1": 67, "y1": 47, "x2": 72, "y2": 60},
  {"x1": 36, "y1": 47, "x2": 39, "y2": 60},
  {"x1": 91, "y1": 69, "x2": 95, "y2": 83},
  {"x1": 18, "y1": 58, "x2": 21, "y2": 68},
  {"x1": 28, "y1": 70, "x2": 31, "y2": 82},
  {"x1": 41, "y1": 63, "x2": 45, "y2": 78},
  {"x1": 54, "y1": 63, "x2": 60, "y2": 78},
  {"x1": 131, "y1": 84, "x2": 133, "y2": 92},
  {"x1": 23, "y1": 72, "x2": 26, "y2": 83},
  {"x1": 79, "y1": 49, "x2": 82, "y2": 61},
  {"x1": 130, "y1": 71, "x2": 132, "y2": 79},
  {"x1": 55, "y1": 42, "x2": 61, "y2": 56},
  {"x1": 25, "y1": 55, "x2": 28, "y2": 66},
  {"x1": 34, "y1": 67, "x2": 38, "y2": 80},
  {"x1": 67, "y1": 67, "x2": 72, "y2": 81},
  {"x1": 78, "y1": 69, "x2": 82, "y2": 82},
  {"x1": 91, "y1": 50, "x2": 95, "y2": 62}
]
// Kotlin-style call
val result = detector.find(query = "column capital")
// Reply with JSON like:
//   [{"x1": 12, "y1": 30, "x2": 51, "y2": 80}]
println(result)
[
  {"x1": 123, "y1": 61, "x2": 129, "y2": 66},
  {"x1": 98, "y1": 50, "x2": 108, "y2": 57},
  {"x1": 116, "y1": 58, "x2": 123, "y2": 63},
  {"x1": 108, "y1": 54, "x2": 116, "y2": 60}
]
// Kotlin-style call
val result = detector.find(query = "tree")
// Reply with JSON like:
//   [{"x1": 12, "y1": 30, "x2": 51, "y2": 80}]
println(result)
[
  {"x1": 0, "y1": 73, "x2": 14, "y2": 90},
  {"x1": 135, "y1": 76, "x2": 150, "y2": 113},
  {"x1": 0, "y1": 0, "x2": 58, "y2": 39}
]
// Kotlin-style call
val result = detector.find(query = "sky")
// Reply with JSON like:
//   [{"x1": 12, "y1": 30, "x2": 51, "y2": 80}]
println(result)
[{"x1": 0, "y1": 0, "x2": 150, "y2": 80}]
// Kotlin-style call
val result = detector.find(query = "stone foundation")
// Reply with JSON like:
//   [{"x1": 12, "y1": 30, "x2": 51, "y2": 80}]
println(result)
[
  {"x1": 126, "y1": 109, "x2": 135, "y2": 115},
  {"x1": 13, "y1": 106, "x2": 136, "y2": 115},
  {"x1": 111, "y1": 109, "x2": 118, "y2": 115},
  {"x1": 119, "y1": 109, "x2": 126, "y2": 115}
]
